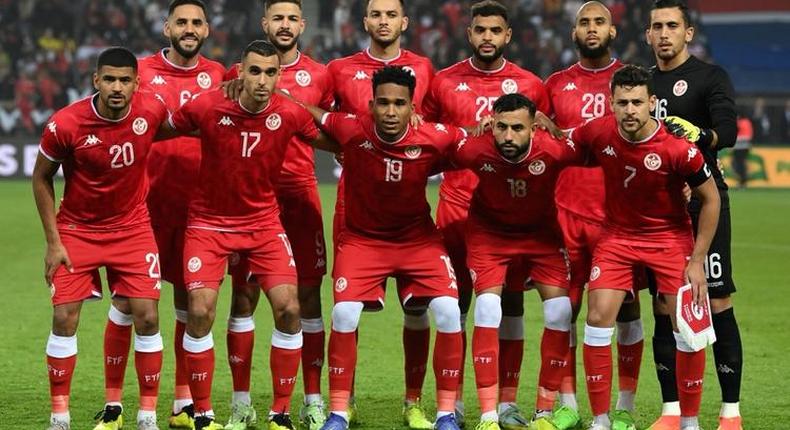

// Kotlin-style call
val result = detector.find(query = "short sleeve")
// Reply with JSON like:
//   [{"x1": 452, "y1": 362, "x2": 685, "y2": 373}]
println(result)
[
  {"x1": 319, "y1": 112, "x2": 359, "y2": 146},
  {"x1": 318, "y1": 72, "x2": 335, "y2": 111},
  {"x1": 675, "y1": 141, "x2": 710, "y2": 186},
  {"x1": 39, "y1": 115, "x2": 69, "y2": 162},
  {"x1": 554, "y1": 132, "x2": 587, "y2": 167},
  {"x1": 421, "y1": 78, "x2": 442, "y2": 122},
  {"x1": 169, "y1": 94, "x2": 203, "y2": 133},
  {"x1": 292, "y1": 103, "x2": 320, "y2": 143},
  {"x1": 223, "y1": 63, "x2": 240, "y2": 81},
  {"x1": 150, "y1": 93, "x2": 170, "y2": 126},
  {"x1": 533, "y1": 82, "x2": 552, "y2": 116}
]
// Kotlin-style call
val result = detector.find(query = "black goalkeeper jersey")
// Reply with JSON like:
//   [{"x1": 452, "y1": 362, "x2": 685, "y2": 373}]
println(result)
[{"x1": 651, "y1": 56, "x2": 737, "y2": 204}]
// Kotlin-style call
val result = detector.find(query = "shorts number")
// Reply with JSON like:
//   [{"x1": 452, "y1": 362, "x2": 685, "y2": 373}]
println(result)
[
  {"x1": 654, "y1": 98, "x2": 668, "y2": 120},
  {"x1": 384, "y1": 158, "x2": 403, "y2": 182},
  {"x1": 440, "y1": 255, "x2": 458, "y2": 287},
  {"x1": 145, "y1": 253, "x2": 161, "y2": 279},
  {"x1": 624, "y1": 165, "x2": 637, "y2": 188},
  {"x1": 475, "y1": 96, "x2": 499, "y2": 122},
  {"x1": 109, "y1": 142, "x2": 135, "y2": 168},
  {"x1": 507, "y1": 178, "x2": 527, "y2": 197},
  {"x1": 703, "y1": 252, "x2": 722, "y2": 279},
  {"x1": 581, "y1": 93, "x2": 606, "y2": 119},
  {"x1": 241, "y1": 131, "x2": 261, "y2": 158}
]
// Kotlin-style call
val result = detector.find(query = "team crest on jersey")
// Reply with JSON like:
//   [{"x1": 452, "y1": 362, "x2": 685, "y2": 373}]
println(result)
[
  {"x1": 266, "y1": 113, "x2": 282, "y2": 131},
  {"x1": 335, "y1": 277, "x2": 348, "y2": 293},
  {"x1": 501, "y1": 79, "x2": 518, "y2": 94},
  {"x1": 673, "y1": 80, "x2": 688, "y2": 97},
  {"x1": 133, "y1": 117, "x2": 148, "y2": 135},
  {"x1": 590, "y1": 265, "x2": 601, "y2": 281},
  {"x1": 295, "y1": 70, "x2": 312, "y2": 87},
  {"x1": 197, "y1": 72, "x2": 212, "y2": 89},
  {"x1": 405, "y1": 145, "x2": 422, "y2": 159},
  {"x1": 529, "y1": 159, "x2": 546, "y2": 175},
  {"x1": 187, "y1": 257, "x2": 202, "y2": 273},
  {"x1": 644, "y1": 153, "x2": 662, "y2": 171}
]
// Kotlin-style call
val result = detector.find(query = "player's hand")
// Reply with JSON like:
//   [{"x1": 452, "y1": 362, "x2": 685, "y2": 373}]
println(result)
[
  {"x1": 665, "y1": 116, "x2": 703, "y2": 142},
  {"x1": 683, "y1": 183, "x2": 692, "y2": 202},
  {"x1": 535, "y1": 111, "x2": 565, "y2": 139},
  {"x1": 473, "y1": 115, "x2": 494, "y2": 136},
  {"x1": 45, "y1": 242, "x2": 73, "y2": 286},
  {"x1": 685, "y1": 259, "x2": 708, "y2": 308},
  {"x1": 410, "y1": 113, "x2": 424, "y2": 128},
  {"x1": 221, "y1": 79, "x2": 243, "y2": 101}
]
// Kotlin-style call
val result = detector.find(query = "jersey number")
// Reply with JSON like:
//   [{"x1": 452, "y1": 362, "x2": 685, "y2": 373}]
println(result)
[
  {"x1": 703, "y1": 252, "x2": 722, "y2": 279},
  {"x1": 507, "y1": 178, "x2": 527, "y2": 197},
  {"x1": 109, "y1": 142, "x2": 135, "y2": 168},
  {"x1": 654, "y1": 98, "x2": 668, "y2": 120},
  {"x1": 581, "y1": 93, "x2": 606, "y2": 119},
  {"x1": 241, "y1": 132, "x2": 261, "y2": 158},
  {"x1": 475, "y1": 96, "x2": 499, "y2": 122},
  {"x1": 384, "y1": 158, "x2": 403, "y2": 182},
  {"x1": 624, "y1": 165, "x2": 637, "y2": 188}
]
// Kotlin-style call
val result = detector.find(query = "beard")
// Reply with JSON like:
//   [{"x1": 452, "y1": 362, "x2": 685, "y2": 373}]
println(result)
[
  {"x1": 170, "y1": 34, "x2": 204, "y2": 59},
  {"x1": 575, "y1": 35, "x2": 611, "y2": 60},
  {"x1": 473, "y1": 44, "x2": 505, "y2": 65},
  {"x1": 270, "y1": 32, "x2": 300, "y2": 52}
]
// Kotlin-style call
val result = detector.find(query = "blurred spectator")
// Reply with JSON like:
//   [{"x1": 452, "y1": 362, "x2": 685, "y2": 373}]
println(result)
[{"x1": 732, "y1": 114, "x2": 753, "y2": 189}]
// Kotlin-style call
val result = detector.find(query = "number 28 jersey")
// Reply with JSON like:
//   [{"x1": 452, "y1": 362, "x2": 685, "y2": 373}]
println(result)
[{"x1": 39, "y1": 92, "x2": 169, "y2": 230}]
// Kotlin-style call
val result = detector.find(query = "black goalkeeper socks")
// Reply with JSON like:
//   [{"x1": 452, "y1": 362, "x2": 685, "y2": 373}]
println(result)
[
  {"x1": 652, "y1": 313, "x2": 678, "y2": 403},
  {"x1": 712, "y1": 307, "x2": 743, "y2": 403}
]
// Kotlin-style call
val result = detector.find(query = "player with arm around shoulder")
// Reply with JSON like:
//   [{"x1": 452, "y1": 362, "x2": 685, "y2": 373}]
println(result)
[{"x1": 570, "y1": 65, "x2": 719, "y2": 430}]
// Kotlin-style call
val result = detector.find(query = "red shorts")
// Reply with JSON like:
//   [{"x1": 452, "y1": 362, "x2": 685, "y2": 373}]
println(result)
[
  {"x1": 231, "y1": 186, "x2": 327, "y2": 288},
  {"x1": 557, "y1": 208, "x2": 603, "y2": 305},
  {"x1": 589, "y1": 236, "x2": 693, "y2": 296},
  {"x1": 436, "y1": 197, "x2": 473, "y2": 294},
  {"x1": 152, "y1": 224, "x2": 186, "y2": 289},
  {"x1": 466, "y1": 224, "x2": 570, "y2": 294},
  {"x1": 332, "y1": 231, "x2": 458, "y2": 310},
  {"x1": 51, "y1": 224, "x2": 161, "y2": 306},
  {"x1": 184, "y1": 226, "x2": 297, "y2": 292}
]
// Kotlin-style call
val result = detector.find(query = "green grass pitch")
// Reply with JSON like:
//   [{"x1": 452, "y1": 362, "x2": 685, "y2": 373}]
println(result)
[{"x1": 1, "y1": 181, "x2": 788, "y2": 428}]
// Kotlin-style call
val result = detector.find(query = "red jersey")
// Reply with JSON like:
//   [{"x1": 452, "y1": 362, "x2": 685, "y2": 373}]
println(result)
[
  {"x1": 39, "y1": 92, "x2": 169, "y2": 230},
  {"x1": 451, "y1": 129, "x2": 582, "y2": 234},
  {"x1": 423, "y1": 58, "x2": 550, "y2": 209},
  {"x1": 326, "y1": 48, "x2": 434, "y2": 116},
  {"x1": 320, "y1": 112, "x2": 466, "y2": 241},
  {"x1": 545, "y1": 60, "x2": 623, "y2": 223},
  {"x1": 169, "y1": 90, "x2": 320, "y2": 231},
  {"x1": 138, "y1": 49, "x2": 227, "y2": 227},
  {"x1": 570, "y1": 115, "x2": 708, "y2": 244},
  {"x1": 225, "y1": 52, "x2": 334, "y2": 188}
]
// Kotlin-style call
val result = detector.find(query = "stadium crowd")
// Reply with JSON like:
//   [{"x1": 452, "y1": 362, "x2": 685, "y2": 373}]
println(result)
[{"x1": 3, "y1": 0, "x2": 762, "y2": 137}]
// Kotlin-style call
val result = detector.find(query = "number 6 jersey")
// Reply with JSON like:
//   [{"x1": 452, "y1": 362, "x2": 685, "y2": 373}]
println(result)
[{"x1": 39, "y1": 92, "x2": 169, "y2": 230}]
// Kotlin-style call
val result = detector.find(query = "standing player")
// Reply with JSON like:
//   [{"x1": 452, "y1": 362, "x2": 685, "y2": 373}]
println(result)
[
  {"x1": 312, "y1": 66, "x2": 465, "y2": 430},
  {"x1": 645, "y1": 2, "x2": 741, "y2": 429},
  {"x1": 571, "y1": 65, "x2": 720, "y2": 430},
  {"x1": 422, "y1": 2, "x2": 550, "y2": 428},
  {"x1": 326, "y1": 1, "x2": 436, "y2": 427},
  {"x1": 160, "y1": 40, "x2": 336, "y2": 430},
  {"x1": 221, "y1": 1, "x2": 335, "y2": 429},
  {"x1": 449, "y1": 93, "x2": 579, "y2": 430},
  {"x1": 133, "y1": 1, "x2": 227, "y2": 427},
  {"x1": 544, "y1": 2, "x2": 642, "y2": 429},
  {"x1": 33, "y1": 48, "x2": 168, "y2": 430}
]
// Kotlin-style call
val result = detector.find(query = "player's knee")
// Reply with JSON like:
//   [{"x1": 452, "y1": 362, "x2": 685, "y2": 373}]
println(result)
[
  {"x1": 586, "y1": 306, "x2": 612, "y2": 327},
  {"x1": 132, "y1": 307, "x2": 159, "y2": 335},
  {"x1": 474, "y1": 293, "x2": 502, "y2": 329},
  {"x1": 272, "y1": 297, "x2": 301, "y2": 327},
  {"x1": 52, "y1": 305, "x2": 80, "y2": 336},
  {"x1": 331, "y1": 301, "x2": 364, "y2": 333},
  {"x1": 710, "y1": 296, "x2": 733, "y2": 314},
  {"x1": 430, "y1": 296, "x2": 461, "y2": 333},
  {"x1": 298, "y1": 287, "x2": 322, "y2": 319},
  {"x1": 543, "y1": 296, "x2": 572, "y2": 331}
]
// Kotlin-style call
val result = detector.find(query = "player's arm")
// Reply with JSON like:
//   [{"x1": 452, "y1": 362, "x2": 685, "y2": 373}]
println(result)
[
  {"x1": 155, "y1": 98, "x2": 202, "y2": 140},
  {"x1": 308, "y1": 131, "x2": 341, "y2": 154},
  {"x1": 684, "y1": 165, "x2": 721, "y2": 306},
  {"x1": 704, "y1": 67, "x2": 737, "y2": 150},
  {"x1": 154, "y1": 119, "x2": 198, "y2": 140},
  {"x1": 31, "y1": 154, "x2": 73, "y2": 285}
]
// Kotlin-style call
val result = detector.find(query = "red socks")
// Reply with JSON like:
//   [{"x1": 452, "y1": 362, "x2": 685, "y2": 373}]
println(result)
[
  {"x1": 328, "y1": 330, "x2": 357, "y2": 412},
  {"x1": 227, "y1": 317, "x2": 255, "y2": 394},
  {"x1": 472, "y1": 326, "x2": 499, "y2": 414},
  {"x1": 537, "y1": 328, "x2": 570, "y2": 410},
  {"x1": 104, "y1": 310, "x2": 132, "y2": 404},
  {"x1": 301, "y1": 318, "x2": 326, "y2": 399},
  {"x1": 434, "y1": 331, "x2": 462, "y2": 413},
  {"x1": 270, "y1": 330, "x2": 302, "y2": 414}
]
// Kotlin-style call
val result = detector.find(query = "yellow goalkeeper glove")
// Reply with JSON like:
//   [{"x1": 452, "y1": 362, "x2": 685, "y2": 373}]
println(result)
[{"x1": 664, "y1": 116, "x2": 712, "y2": 147}]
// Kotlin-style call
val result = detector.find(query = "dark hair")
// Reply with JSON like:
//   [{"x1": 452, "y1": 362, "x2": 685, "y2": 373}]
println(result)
[
  {"x1": 264, "y1": 0, "x2": 302, "y2": 10},
  {"x1": 97, "y1": 47, "x2": 138, "y2": 71},
  {"x1": 652, "y1": 0, "x2": 691, "y2": 27},
  {"x1": 367, "y1": 0, "x2": 405, "y2": 7},
  {"x1": 242, "y1": 40, "x2": 279, "y2": 60},
  {"x1": 492, "y1": 93, "x2": 536, "y2": 117},
  {"x1": 610, "y1": 64, "x2": 654, "y2": 96},
  {"x1": 168, "y1": 0, "x2": 207, "y2": 17},
  {"x1": 372, "y1": 66, "x2": 416, "y2": 97},
  {"x1": 471, "y1": 0, "x2": 509, "y2": 23}
]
